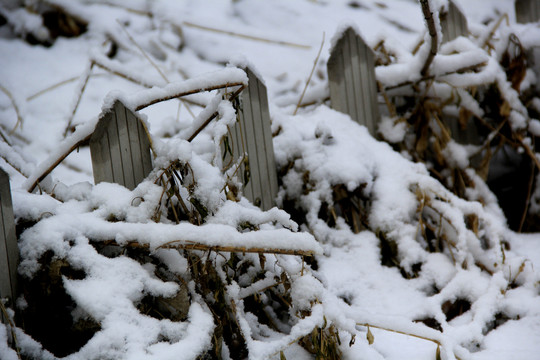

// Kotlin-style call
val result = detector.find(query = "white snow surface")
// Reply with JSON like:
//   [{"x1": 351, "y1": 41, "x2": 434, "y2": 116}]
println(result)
[{"x1": 1, "y1": 1, "x2": 539, "y2": 360}]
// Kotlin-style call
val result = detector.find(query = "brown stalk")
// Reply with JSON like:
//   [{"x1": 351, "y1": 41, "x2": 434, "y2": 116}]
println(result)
[
  {"x1": 182, "y1": 21, "x2": 311, "y2": 49},
  {"x1": 0, "y1": 300, "x2": 21, "y2": 359},
  {"x1": 0, "y1": 84, "x2": 24, "y2": 133},
  {"x1": 135, "y1": 82, "x2": 245, "y2": 111},
  {"x1": 186, "y1": 85, "x2": 245, "y2": 142},
  {"x1": 294, "y1": 32, "x2": 325, "y2": 115},
  {"x1": 419, "y1": 0, "x2": 439, "y2": 77},
  {"x1": 63, "y1": 62, "x2": 95, "y2": 137},
  {"x1": 117, "y1": 19, "x2": 169, "y2": 82},
  {"x1": 356, "y1": 322, "x2": 441, "y2": 345},
  {"x1": 102, "y1": 239, "x2": 315, "y2": 257},
  {"x1": 27, "y1": 133, "x2": 92, "y2": 193},
  {"x1": 482, "y1": 14, "x2": 509, "y2": 51}
]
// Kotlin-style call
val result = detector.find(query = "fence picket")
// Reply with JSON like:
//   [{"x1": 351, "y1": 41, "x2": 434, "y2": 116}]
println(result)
[
  {"x1": 440, "y1": 0, "x2": 468, "y2": 43},
  {"x1": 223, "y1": 67, "x2": 278, "y2": 211},
  {"x1": 90, "y1": 100, "x2": 153, "y2": 190},
  {"x1": 515, "y1": 0, "x2": 540, "y2": 24},
  {"x1": 0, "y1": 169, "x2": 18, "y2": 321},
  {"x1": 328, "y1": 27, "x2": 380, "y2": 136}
]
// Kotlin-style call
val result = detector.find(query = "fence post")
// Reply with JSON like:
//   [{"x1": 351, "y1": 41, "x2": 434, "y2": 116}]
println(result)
[
  {"x1": 515, "y1": 0, "x2": 540, "y2": 92},
  {"x1": 327, "y1": 27, "x2": 380, "y2": 136},
  {"x1": 222, "y1": 66, "x2": 279, "y2": 211},
  {"x1": 515, "y1": 0, "x2": 540, "y2": 24},
  {"x1": 90, "y1": 100, "x2": 153, "y2": 190},
  {"x1": 0, "y1": 169, "x2": 18, "y2": 321},
  {"x1": 439, "y1": 0, "x2": 468, "y2": 43}
]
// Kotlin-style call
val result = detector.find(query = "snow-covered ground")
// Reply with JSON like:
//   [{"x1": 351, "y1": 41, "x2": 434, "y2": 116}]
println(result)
[{"x1": 1, "y1": 0, "x2": 539, "y2": 359}]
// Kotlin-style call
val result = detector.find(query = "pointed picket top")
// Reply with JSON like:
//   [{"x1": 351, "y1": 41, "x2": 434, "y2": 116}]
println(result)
[
  {"x1": 515, "y1": 0, "x2": 540, "y2": 24},
  {"x1": 223, "y1": 66, "x2": 278, "y2": 211},
  {"x1": 90, "y1": 100, "x2": 153, "y2": 190},
  {"x1": 327, "y1": 26, "x2": 380, "y2": 136},
  {"x1": 439, "y1": 0, "x2": 468, "y2": 43},
  {"x1": 0, "y1": 168, "x2": 18, "y2": 317}
]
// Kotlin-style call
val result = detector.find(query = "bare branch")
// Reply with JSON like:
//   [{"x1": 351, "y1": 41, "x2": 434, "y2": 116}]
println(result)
[{"x1": 419, "y1": 0, "x2": 438, "y2": 77}]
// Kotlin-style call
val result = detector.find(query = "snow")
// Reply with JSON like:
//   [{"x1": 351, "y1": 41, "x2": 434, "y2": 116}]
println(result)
[{"x1": 1, "y1": 0, "x2": 540, "y2": 359}]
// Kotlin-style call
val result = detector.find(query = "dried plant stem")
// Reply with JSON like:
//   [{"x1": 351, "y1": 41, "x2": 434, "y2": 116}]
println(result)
[
  {"x1": 0, "y1": 154, "x2": 27, "y2": 177},
  {"x1": 0, "y1": 127, "x2": 12, "y2": 146},
  {"x1": 182, "y1": 21, "x2": 311, "y2": 49},
  {"x1": 419, "y1": 0, "x2": 438, "y2": 76},
  {"x1": 186, "y1": 85, "x2": 245, "y2": 142},
  {"x1": 135, "y1": 82, "x2": 245, "y2": 111},
  {"x1": 102, "y1": 239, "x2": 315, "y2": 256},
  {"x1": 518, "y1": 157, "x2": 535, "y2": 232},
  {"x1": 116, "y1": 22, "x2": 198, "y2": 119},
  {"x1": 0, "y1": 84, "x2": 24, "y2": 133},
  {"x1": 482, "y1": 14, "x2": 509, "y2": 51},
  {"x1": 117, "y1": 19, "x2": 169, "y2": 82},
  {"x1": 27, "y1": 133, "x2": 92, "y2": 193},
  {"x1": 357, "y1": 323, "x2": 441, "y2": 346},
  {"x1": 293, "y1": 32, "x2": 325, "y2": 115},
  {"x1": 93, "y1": 60, "x2": 154, "y2": 88},
  {"x1": 517, "y1": 135, "x2": 540, "y2": 170},
  {"x1": 63, "y1": 62, "x2": 95, "y2": 137},
  {"x1": 378, "y1": 81, "x2": 397, "y2": 117},
  {"x1": 158, "y1": 241, "x2": 316, "y2": 256},
  {"x1": 26, "y1": 74, "x2": 104, "y2": 101},
  {"x1": 0, "y1": 300, "x2": 21, "y2": 359}
]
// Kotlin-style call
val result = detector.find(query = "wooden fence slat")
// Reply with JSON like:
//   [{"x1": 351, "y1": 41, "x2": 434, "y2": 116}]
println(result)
[
  {"x1": 116, "y1": 102, "x2": 136, "y2": 190},
  {"x1": 90, "y1": 100, "x2": 153, "y2": 190},
  {"x1": 0, "y1": 169, "x2": 18, "y2": 319},
  {"x1": 440, "y1": 0, "x2": 468, "y2": 43},
  {"x1": 257, "y1": 76, "x2": 280, "y2": 207},
  {"x1": 516, "y1": 0, "x2": 540, "y2": 24},
  {"x1": 328, "y1": 27, "x2": 380, "y2": 136},
  {"x1": 222, "y1": 67, "x2": 278, "y2": 211}
]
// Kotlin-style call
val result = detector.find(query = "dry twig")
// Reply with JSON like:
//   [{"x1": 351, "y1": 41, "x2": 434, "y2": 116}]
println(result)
[
  {"x1": 182, "y1": 21, "x2": 311, "y2": 49},
  {"x1": 294, "y1": 32, "x2": 325, "y2": 115},
  {"x1": 419, "y1": 0, "x2": 439, "y2": 76},
  {"x1": 0, "y1": 84, "x2": 24, "y2": 133}
]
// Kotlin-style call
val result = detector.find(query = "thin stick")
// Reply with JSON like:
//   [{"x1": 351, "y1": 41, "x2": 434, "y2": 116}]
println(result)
[
  {"x1": 27, "y1": 133, "x2": 92, "y2": 193},
  {"x1": 183, "y1": 21, "x2": 311, "y2": 49},
  {"x1": 101, "y1": 239, "x2": 315, "y2": 256},
  {"x1": 115, "y1": 22, "x2": 198, "y2": 120},
  {"x1": 63, "y1": 62, "x2": 95, "y2": 137},
  {"x1": 0, "y1": 300, "x2": 22, "y2": 359},
  {"x1": 482, "y1": 14, "x2": 509, "y2": 51},
  {"x1": 357, "y1": 323, "x2": 441, "y2": 345},
  {"x1": 419, "y1": 0, "x2": 438, "y2": 77},
  {"x1": 135, "y1": 82, "x2": 245, "y2": 111},
  {"x1": 293, "y1": 32, "x2": 325, "y2": 115},
  {"x1": 116, "y1": 19, "x2": 169, "y2": 82},
  {"x1": 27, "y1": 75, "x2": 80, "y2": 101},
  {"x1": 0, "y1": 126, "x2": 12, "y2": 146},
  {"x1": 186, "y1": 85, "x2": 245, "y2": 142},
  {"x1": 93, "y1": 60, "x2": 155, "y2": 88},
  {"x1": 26, "y1": 74, "x2": 106, "y2": 101},
  {"x1": 158, "y1": 241, "x2": 316, "y2": 256},
  {"x1": 518, "y1": 157, "x2": 535, "y2": 232},
  {"x1": 0, "y1": 84, "x2": 24, "y2": 133}
]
